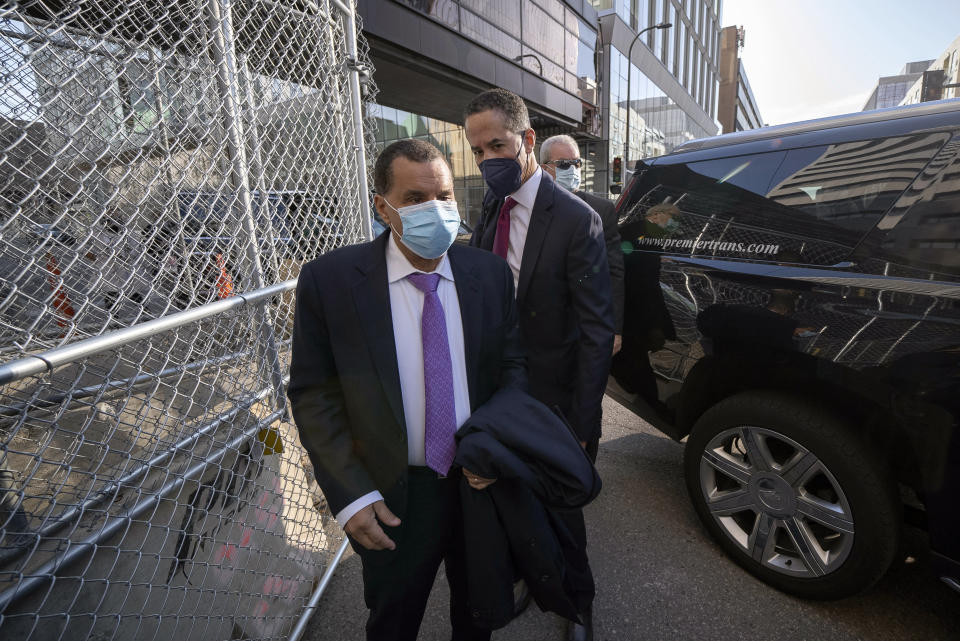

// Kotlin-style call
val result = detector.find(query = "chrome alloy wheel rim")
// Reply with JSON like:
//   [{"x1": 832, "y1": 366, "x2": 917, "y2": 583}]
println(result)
[{"x1": 698, "y1": 426, "x2": 855, "y2": 577}]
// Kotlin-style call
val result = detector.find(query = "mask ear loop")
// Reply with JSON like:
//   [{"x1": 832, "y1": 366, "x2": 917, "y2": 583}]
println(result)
[
  {"x1": 517, "y1": 129, "x2": 533, "y2": 177},
  {"x1": 382, "y1": 197, "x2": 403, "y2": 238}
]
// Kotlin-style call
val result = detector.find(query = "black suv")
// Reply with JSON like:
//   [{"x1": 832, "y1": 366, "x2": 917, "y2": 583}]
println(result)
[{"x1": 609, "y1": 99, "x2": 960, "y2": 599}]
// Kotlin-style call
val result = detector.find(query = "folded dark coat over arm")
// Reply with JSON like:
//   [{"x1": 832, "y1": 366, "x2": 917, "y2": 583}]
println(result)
[{"x1": 453, "y1": 388, "x2": 602, "y2": 629}]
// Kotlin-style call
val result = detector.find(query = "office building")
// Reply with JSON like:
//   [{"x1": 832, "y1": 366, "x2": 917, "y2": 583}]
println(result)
[
  {"x1": 862, "y1": 60, "x2": 932, "y2": 111},
  {"x1": 592, "y1": 0, "x2": 721, "y2": 189},
  {"x1": 900, "y1": 34, "x2": 960, "y2": 105},
  {"x1": 717, "y1": 25, "x2": 763, "y2": 133}
]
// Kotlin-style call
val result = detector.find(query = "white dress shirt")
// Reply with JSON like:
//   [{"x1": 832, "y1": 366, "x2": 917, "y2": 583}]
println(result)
[
  {"x1": 334, "y1": 233, "x2": 472, "y2": 526},
  {"x1": 504, "y1": 166, "x2": 543, "y2": 290}
]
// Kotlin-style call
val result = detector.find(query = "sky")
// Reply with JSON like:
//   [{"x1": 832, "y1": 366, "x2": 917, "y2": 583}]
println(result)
[{"x1": 721, "y1": 0, "x2": 960, "y2": 126}]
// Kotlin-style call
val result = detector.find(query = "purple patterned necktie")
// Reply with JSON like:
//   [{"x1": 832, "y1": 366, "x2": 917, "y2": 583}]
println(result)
[{"x1": 406, "y1": 272, "x2": 456, "y2": 475}]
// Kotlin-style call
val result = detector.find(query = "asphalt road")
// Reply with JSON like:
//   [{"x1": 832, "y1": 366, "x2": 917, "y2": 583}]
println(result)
[{"x1": 307, "y1": 396, "x2": 960, "y2": 641}]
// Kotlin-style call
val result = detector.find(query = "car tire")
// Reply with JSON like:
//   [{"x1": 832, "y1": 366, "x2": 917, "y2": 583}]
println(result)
[{"x1": 683, "y1": 390, "x2": 900, "y2": 599}]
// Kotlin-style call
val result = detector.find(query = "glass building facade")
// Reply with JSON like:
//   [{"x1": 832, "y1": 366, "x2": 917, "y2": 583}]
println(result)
[
  {"x1": 592, "y1": 0, "x2": 721, "y2": 117},
  {"x1": 362, "y1": 0, "x2": 608, "y2": 222},
  {"x1": 368, "y1": 103, "x2": 486, "y2": 226},
  {"x1": 586, "y1": 0, "x2": 721, "y2": 193},
  {"x1": 607, "y1": 47, "x2": 713, "y2": 166},
  {"x1": 392, "y1": 0, "x2": 599, "y2": 105}
]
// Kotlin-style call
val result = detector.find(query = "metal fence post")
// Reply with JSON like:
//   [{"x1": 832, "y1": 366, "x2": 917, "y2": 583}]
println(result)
[
  {"x1": 208, "y1": 0, "x2": 287, "y2": 410},
  {"x1": 239, "y1": 54, "x2": 280, "y2": 283},
  {"x1": 341, "y1": 0, "x2": 374, "y2": 242}
]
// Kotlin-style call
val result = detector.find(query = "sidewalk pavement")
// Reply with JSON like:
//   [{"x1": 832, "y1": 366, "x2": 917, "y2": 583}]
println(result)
[{"x1": 306, "y1": 396, "x2": 960, "y2": 641}]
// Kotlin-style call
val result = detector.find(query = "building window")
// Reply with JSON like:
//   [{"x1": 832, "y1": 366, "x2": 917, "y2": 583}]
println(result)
[
  {"x1": 607, "y1": 46, "x2": 711, "y2": 177},
  {"x1": 404, "y1": 0, "x2": 598, "y2": 104},
  {"x1": 677, "y1": 19, "x2": 687, "y2": 85},
  {"x1": 650, "y1": 0, "x2": 665, "y2": 51},
  {"x1": 460, "y1": 0, "x2": 521, "y2": 37}
]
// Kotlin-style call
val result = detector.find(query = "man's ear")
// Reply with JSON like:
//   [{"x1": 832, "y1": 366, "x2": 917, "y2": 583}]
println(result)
[
  {"x1": 524, "y1": 128, "x2": 537, "y2": 154},
  {"x1": 373, "y1": 194, "x2": 391, "y2": 226}
]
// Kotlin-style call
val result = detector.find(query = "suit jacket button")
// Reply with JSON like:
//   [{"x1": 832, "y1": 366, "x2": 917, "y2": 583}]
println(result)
[
  {"x1": 472, "y1": 611, "x2": 480, "y2": 618},
  {"x1": 539, "y1": 573, "x2": 550, "y2": 582},
  {"x1": 398, "y1": 480, "x2": 406, "y2": 488},
  {"x1": 528, "y1": 538, "x2": 536, "y2": 548}
]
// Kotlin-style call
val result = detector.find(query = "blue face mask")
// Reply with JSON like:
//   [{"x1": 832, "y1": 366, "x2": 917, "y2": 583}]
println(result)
[
  {"x1": 479, "y1": 135, "x2": 526, "y2": 199},
  {"x1": 555, "y1": 166, "x2": 581, "y2": 192},
  {"x1": 385, "y1": 198, "x2": 461, "y2": 259}
]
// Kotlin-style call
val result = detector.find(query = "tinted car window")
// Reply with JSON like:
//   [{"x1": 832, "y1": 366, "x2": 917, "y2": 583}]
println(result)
[
  {"x1": 865, "y1": 137, "x2": 960, "y2": 275},
  {"x1": 686, "y1": 152, "x2": 785, "y2": 195},
  {"x1": 620, "y1": 156, "x2": 853, "y2": 266},
  {"x1": 620, "y1": 132, "x2": 948, "y2": 265},
  {"x1": 767, "y1": 135, "x2": 945, "y2": 237}
]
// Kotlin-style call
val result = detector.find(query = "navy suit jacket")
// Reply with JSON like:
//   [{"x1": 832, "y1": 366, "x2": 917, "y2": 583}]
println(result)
[
  {"x1": 453, "y1": 387, "x2": 603, "y2": 628},
  {"x1": 287, "y1": 231, "x2": 526, "y2": 521},
  {"x1": 471, "y1": 171, "x2": 615, "y2": 444}
]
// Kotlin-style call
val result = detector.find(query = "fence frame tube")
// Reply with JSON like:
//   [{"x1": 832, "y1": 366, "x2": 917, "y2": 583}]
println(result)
[
  {"x1": 0, "y1": 280, "x2": 296, "y2": 385},
  {"x1": 287, "y1": 537, "x2": 350, "y2": 641}
]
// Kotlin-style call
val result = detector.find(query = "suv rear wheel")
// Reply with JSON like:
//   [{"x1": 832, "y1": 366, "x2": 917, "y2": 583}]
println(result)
[{"x1": 684, "y1": 391, "x2": 900, "y2": 599}]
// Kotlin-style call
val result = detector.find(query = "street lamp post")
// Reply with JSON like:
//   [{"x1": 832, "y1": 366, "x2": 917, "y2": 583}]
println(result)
[
  {"x1": 513, "y1": 54, "x2": 543, "y2": 77},
  {"x1": 622, "y1": 22, "x2": 672, "y2": 178}
]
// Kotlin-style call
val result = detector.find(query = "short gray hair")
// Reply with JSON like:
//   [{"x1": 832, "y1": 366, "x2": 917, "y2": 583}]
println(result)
[{"x1": 539, "y1": 134, "x2": 579, "y2": 164}]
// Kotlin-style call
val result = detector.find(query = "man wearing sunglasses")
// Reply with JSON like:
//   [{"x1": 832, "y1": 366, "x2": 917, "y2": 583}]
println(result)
[{"x1": 540, "y1": 135, "x2": 624, "y2": 358}]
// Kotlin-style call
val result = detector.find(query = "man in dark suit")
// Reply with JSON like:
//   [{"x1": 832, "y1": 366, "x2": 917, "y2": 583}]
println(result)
[
  {"x1": 539, "y1": 134, "x2": 625, "y2": 356},
  {"x1": 288, "y1": 139, "x2": 524, "y2": 641},
  {"x1": 464, "y1": 88, "x2": 614, "y2": 641}
]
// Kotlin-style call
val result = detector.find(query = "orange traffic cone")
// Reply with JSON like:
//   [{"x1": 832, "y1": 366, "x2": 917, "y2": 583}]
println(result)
[
  {"x1": 214, "y1": 253, "x2": 234, "y2": 299},
  {"x1": 44, "y1": 252, "x2": 76, "y2": 330}
]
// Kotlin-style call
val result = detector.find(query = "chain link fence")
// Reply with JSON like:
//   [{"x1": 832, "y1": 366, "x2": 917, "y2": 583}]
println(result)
[{"x1": 0, "y1": 1, "x2": 376, "y2": 638}]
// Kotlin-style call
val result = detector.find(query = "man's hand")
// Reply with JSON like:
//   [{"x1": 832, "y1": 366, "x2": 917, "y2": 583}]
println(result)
[
  {"x1": 343, "y1": 500, "x2": 401, "y2": 551},
  {"x1": 463, "y1": 468, "x2": 496, "y2": 490},
  {"x1": 612, "y1": 334, "x2": 623, "y2": 355}
]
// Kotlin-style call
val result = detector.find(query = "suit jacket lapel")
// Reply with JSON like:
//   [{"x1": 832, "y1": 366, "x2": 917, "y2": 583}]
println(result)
[
  {"x1": 517, "y1": 173, "x2": 556, "y2": 304},
  {"x1": 449, "y1": 247, "x2": 482, "y2": 409},
  {"x1": 478, "y1": 197, "x2": 500, "y2": 250},
  {"x1": 352, "y1": 233, "x2": 405, "y2": 432}
]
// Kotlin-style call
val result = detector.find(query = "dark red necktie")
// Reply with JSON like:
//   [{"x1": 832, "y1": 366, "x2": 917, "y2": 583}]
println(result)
[{"x1": 492, "y1": 197, "x2": 517, "y2": 259}]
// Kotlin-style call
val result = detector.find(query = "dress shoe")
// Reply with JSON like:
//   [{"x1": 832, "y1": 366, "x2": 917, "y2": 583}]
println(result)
[{"x1": 565, "y1": 608, "x2": 593, "y2": 641}]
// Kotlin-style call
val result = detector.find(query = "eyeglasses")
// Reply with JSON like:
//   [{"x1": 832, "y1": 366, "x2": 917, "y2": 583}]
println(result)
[{"x1": 544, "y1": 158, "x2": 582, "y2": 169}]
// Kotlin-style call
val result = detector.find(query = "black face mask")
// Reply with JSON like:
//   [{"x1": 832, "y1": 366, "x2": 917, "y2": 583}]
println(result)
[{"x1": 479, "y1": 134, "x2": 526, "y2": 199}]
